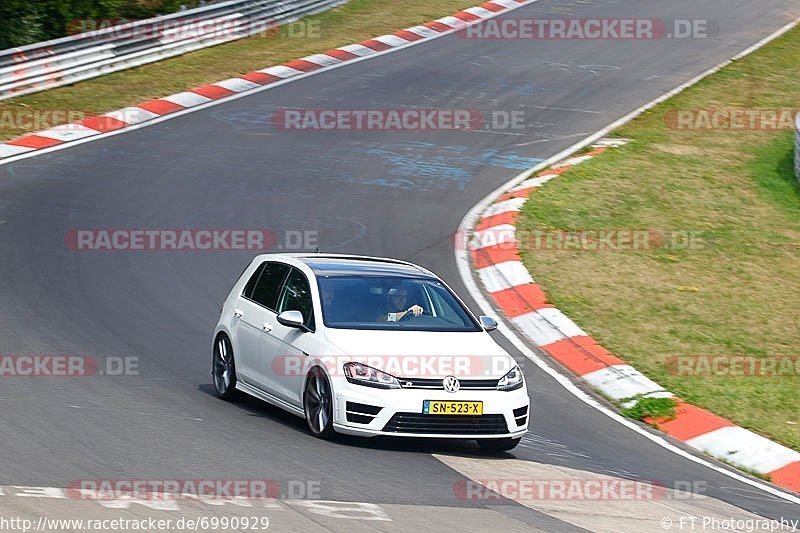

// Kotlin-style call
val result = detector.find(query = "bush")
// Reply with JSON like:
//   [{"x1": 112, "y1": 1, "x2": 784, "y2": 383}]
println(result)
[{"x1": 0, "y1": 0, "x2": 202, "y2": 49}]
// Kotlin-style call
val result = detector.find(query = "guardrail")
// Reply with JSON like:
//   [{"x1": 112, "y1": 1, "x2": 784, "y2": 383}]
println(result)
[
  {"x1": 0, "y1": 0, "x2": 347, "y2": 101},
  {"x1": 795, "y1": 113, "x2": 800, "y2": 182}
]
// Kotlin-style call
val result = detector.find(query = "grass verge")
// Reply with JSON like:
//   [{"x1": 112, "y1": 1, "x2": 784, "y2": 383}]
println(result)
[
  {"x1": 0, "y1": 0, "x2": 480, "y2": 141},
  {"x1": 517, "y1": 26, "x2": 800, "y2": 451},
  {"x1": 621, "y1": 397, "x2": 678, "y2": 422}
]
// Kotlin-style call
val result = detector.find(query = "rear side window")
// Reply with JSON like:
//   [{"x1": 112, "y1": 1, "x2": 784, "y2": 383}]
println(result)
[
  {"x1": 243, "y1": 263, "x2": 266, "y2": 298},
  {"x1": 277, "y1": 268, "x2": 315, "y2": 330},
  {"x1": 244, "y1": 262, "x2": 291, "y2": 311}
]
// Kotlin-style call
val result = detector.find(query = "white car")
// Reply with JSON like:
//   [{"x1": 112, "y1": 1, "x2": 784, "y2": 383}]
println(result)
[{"x1": 212, "y1": 254, "x2": 529, "y2": 451}]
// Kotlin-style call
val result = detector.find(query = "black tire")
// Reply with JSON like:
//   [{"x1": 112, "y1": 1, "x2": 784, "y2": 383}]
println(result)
[
  {"x1": 477, "y1": 437, "x2": 521, "y2": 452},
  {"x1": 303, "y1": 367, "x2": 335, "y2": 439},
  {"x1": 212, "y1": 334, "x2": 238, "y2": 400}
]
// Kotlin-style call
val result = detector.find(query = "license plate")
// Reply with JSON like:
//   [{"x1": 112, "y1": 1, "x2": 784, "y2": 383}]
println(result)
[{"x1": 423, "y1": 400, "x2": 483, "y2": 415}]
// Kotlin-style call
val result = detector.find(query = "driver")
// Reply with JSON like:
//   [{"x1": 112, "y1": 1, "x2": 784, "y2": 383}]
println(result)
[{"x1": 380, "y1": 287, "x2": 424, "y2": 322}]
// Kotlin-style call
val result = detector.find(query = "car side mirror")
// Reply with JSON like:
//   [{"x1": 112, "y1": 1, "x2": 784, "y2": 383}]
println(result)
[
  {"x1": 479, "y1": 316, "x2": 498, "y2": 332},
  {"x1": 277, "y1": 310, "x2": 305, "y2": 329}
]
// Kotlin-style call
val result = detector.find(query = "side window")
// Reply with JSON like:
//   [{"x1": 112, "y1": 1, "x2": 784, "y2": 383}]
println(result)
[
  {"x1": 420, "y1": 285, "x2": 438, "y2": 318},
  {"x1": 248, "y1": 262, "x2": 291, "y2": 311},
  {"x1": 427, "y1": 284, "x2": 461, "y2": 324},
  {"x1": 243, "y1": 263, "x2": 266, "y2": 299},
  {"x1": 277, "y1": 268, "x2": 315, "y2": 329}
]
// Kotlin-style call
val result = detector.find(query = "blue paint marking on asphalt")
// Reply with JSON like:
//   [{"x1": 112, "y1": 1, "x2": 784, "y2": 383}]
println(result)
[
  {"x1": 365, "y1": 149, "x2": 473, "y2": 180},
  {"x1": 478, "y1": 150, "x2": 544, "y2": 170},
  {"x1": 325, "y1": 142, "x2": 544, "y2": 192},
  {"x1": 329, "y1": 175, "x2": 460, "y2": 191},
  {"x1": 213, "y1": 110, "x2": 273, "y2": 130}
]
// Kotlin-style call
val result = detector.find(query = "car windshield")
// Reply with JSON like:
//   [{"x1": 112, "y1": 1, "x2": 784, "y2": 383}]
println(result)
[{"x1": 318, "y1": 275, "x2": 481, "y2": 332}]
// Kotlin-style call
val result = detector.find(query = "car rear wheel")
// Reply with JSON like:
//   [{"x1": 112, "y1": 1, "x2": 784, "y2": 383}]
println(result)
[
  {"x1": 477, "y1": 437, "x2": 521, "y2": 452},
  {"x1": 212, "y1": 334, "x2": 238, "y2": 400},
  {"x1": 304, "y1": 367, "x2": 335, "y2": 439}
]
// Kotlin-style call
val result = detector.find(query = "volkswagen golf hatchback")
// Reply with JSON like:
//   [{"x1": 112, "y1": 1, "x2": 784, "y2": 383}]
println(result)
[{"x1": 212, "y1": 254, "x2": 529, "y2": 451}]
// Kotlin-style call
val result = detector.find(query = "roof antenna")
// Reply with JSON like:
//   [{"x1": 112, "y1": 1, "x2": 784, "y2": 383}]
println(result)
[{"x1": 315, "y1": 246, "x2": 320, "y2": 253}]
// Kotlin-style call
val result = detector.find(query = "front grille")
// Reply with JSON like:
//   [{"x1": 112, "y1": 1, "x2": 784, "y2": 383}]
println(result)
[
  {"x1": 399, "y1": 378, "x2": 499, "y2": 390},
  {"x1": 382, "y1": 413, "x2": 509, "y2": 435}
]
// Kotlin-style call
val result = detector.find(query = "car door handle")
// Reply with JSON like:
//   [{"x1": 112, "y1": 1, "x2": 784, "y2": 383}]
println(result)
[
  {"x1": 262, "y1": 323, "x2": 272, "y2": 332},
  {"x1": 233, "y1": 309, "x2": 243, "y2": 318}
]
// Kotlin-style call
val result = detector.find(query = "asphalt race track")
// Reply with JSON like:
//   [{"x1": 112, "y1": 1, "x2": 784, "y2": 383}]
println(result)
[{"x1": 1, "y1": 0, "x2": 799, "y2": 529}]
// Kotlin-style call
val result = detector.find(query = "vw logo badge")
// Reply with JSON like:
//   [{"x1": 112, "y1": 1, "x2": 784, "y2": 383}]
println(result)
[{"x1": 443, "y1": 375, "x2": 460, "y2": 393}]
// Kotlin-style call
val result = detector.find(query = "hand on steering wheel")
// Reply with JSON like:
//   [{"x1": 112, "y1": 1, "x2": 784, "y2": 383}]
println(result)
[{"x1": 399, "y1": 305, "x2": 424, "y2": 321}]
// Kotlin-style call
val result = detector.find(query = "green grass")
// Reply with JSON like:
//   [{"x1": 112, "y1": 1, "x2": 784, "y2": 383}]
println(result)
[
  {"x1": 621, "y1": 397, "x2": 679, "y2": 422},
  {"x1": 517, "y1": 26, "x2": 800, "y2": 451},
  {"x1": 0, "y1": 0, "x2": 479, "y2": 141}
]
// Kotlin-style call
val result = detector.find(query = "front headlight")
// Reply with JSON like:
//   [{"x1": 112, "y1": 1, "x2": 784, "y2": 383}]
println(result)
[
  {"x1": 497, "y1": 365, "x2": 524, "y2": 391},
  {"x1": 343, "y1": 362, "x2": 401, "y2": 389}
]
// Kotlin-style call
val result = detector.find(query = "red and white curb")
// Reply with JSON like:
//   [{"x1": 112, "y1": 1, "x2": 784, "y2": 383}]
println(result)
[
  {"x1": 467, "y1": 140, "x2": 800, "y2": 494},
  {"x1": 0, "y1": 0, "x2": 534, "y2": 162}
]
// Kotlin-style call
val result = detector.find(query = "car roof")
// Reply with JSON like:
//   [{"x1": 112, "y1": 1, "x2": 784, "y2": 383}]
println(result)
[{"x1": 289, "y1": 254, "x2": 436, "y2": 279}]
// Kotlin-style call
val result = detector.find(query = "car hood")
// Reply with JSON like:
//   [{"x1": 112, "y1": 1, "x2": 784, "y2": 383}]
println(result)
[{"x1": 322, "y1": 328, "x2": 515, "y2": 379}]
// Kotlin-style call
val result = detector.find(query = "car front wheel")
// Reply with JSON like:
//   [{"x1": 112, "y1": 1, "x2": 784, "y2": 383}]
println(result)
[
  {"x1": 212, "y1": 334, "x2": 238, "y2": 400},
  {"x1": 303, "y1": 367, "x2": 335, "y2": 439}
]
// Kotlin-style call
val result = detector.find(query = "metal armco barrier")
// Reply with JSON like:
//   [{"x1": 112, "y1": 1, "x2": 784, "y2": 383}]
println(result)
[
  {"x1": 0, "y1": 0, "x2": 347, "y2": 101},
  {"x1": 795, "y1": 113, "x2": 800, "y2": 181}
]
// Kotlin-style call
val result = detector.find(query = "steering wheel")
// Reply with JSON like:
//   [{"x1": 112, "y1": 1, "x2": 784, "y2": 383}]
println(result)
[{"x1": 399, "y1": 307, "x2": 426, "y2": 321}]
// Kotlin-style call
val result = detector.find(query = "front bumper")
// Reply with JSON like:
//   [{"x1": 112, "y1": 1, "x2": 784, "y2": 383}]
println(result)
[{"x1": 332, "y1": 379, "x2": 530, "y2": 439}]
